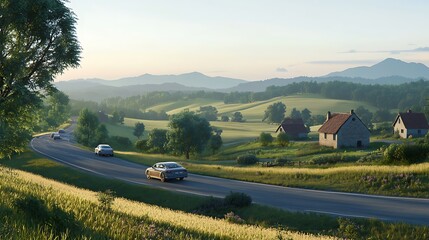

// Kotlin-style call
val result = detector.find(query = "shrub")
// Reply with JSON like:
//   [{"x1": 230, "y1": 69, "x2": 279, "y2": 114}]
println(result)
[
  {"x1": 109, "y1": 136, "x2": 132, "y2": 149},
  {"x1": 224, "y1": 192, "x2": 252, "y2": 208},
  {"x1": 97, "y1": 189, "x2": 116, "y2": 210},
  {"x1": 192, "y1": 197, "x2": 226, "y2": 217},
  {"x1": 224, "y1": 211, "x2": 245, "y2": 224},
  {"x1": 274, "y1": 157, "x2": 291, "y2": 166},
  {"x1": 259, "y1": 132, "x2": 273, "y2": 146},
  {"x1": 309, "y1": 154, "x2": 357, "y2": 165},
  {"x1": 276, "y1": 132, "x2": 290, "y2": 147},
  {"x1": 383, "y1": 144, "x2": 429, "y2": 165},
  {"x1": 236, "y1": 154, "x2": 258, "y2": 165},
  {"x1": 135, "y1": 139, "x2": 149, "y2": 151}
]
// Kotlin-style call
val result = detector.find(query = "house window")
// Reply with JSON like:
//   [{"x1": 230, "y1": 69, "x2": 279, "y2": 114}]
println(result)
[
  {"x1": 401, "y1": 129, "x2": 404, "y2": 133},
  {"x1": 324, "y1": 133, "x2": 327, "y2": 139},
  {"x1": 333, "y1": 134, "x2": 336, "y2": 140}
]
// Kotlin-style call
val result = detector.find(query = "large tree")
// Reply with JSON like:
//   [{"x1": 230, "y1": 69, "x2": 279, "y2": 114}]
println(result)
[
  {"x1": 133, "y1": 122, "x2": 145, "y2": 139},
  {"x1": 147, "y1": 128, "x2": 168, "y2": 153},
  {"x1": 166, "y1": 111, "x2": 212, "y2": 159},
  {"x1": 0, "y1": 0, "x2": 80, "y2": 158},
  {"x1": 74, "y1": 109, "x2": 100, "y2": 146},
  {"x1": 197, "y1": 105, "x2": 218, "y2": 121},
  {"x1": 262, "y1": 102, "x2": 286, "y2": 123}
]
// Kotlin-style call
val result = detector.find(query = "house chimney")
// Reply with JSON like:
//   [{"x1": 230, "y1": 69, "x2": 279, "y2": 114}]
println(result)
[
  {"x1": 350, "y1": 109, "x2": 354, "y2": 114},
  {"x1": 326, "y1": 111, "x2": 331, "y2": 121},
  {"x1": 407, "y1": 109, "x2": 412, "y2": 113}
]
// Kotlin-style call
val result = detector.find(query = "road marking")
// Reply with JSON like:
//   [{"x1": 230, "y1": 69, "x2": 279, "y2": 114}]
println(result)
[{"x1": 305, "y1": 210, "x2": 390, "y2": 221}]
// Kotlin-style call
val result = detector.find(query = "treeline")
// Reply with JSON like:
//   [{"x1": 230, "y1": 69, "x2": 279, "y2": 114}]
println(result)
[
  {"x1": 225, "y1": 80, "x2": 429, "y2": 110},
  {"x1": 71, "y1": 80, "x2": 429, "y2": 121}
]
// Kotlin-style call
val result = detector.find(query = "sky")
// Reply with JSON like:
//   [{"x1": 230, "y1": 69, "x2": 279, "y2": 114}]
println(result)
[{"x1": 58, "y1": 0, "x2": 429, "y2": 81}]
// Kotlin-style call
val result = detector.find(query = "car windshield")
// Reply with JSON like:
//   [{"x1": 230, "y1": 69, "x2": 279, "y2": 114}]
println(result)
[
  {"x1": 101, "y1": 145, "x2": 111, "y2": 149},
  {"x1": 165, "y1": 163, "x2": 181, "y2": 169}
]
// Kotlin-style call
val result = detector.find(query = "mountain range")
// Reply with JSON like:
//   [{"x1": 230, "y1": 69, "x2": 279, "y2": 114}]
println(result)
[{"x1": 56, "y1": 58, "x2": 429, "y2": 101}]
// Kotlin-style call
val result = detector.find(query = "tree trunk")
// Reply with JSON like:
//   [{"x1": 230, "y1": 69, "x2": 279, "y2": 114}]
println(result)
[{"x1": 185, "y1": 150, "x2": 190, "y2": 159}]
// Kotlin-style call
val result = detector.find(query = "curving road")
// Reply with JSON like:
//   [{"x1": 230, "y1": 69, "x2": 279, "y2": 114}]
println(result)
[{"x1": 30, "y1": 129, "x2": 429, "y2": 225}]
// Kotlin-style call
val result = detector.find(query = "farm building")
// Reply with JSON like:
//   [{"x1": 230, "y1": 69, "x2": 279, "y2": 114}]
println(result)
[
  {"x1": 392, "y1": 110, "x2": 429, "y2": 138},
  {"x1": 275, "y1": 118, "x2": 309, "y2": 139},
  {"x1": 318, "y1": 110, "x2": 370, "y2": 149}
]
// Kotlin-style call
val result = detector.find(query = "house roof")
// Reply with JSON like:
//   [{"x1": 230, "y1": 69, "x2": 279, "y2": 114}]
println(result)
[
  {"x1": 393, "y1": 111, "x2": 429, "y2": 129},
  {"x1": 318, "y1": 113, "x2": 352, "y2": 134},
  {"x1": 276, "y1": 118, "x2": 308, "y2": 136}
]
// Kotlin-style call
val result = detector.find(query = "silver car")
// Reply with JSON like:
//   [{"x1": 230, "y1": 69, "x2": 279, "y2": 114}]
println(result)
[
  {"x1": 145, "y1": 162, "x2": 188, "y2": 182},
  {"x1": 94, "y1": 144, "x2": 114, "y2": 157}
]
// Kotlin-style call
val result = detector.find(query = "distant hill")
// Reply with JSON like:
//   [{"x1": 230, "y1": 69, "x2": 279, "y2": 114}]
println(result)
[
  {"x1": 326, "y1": 58, "x2": 429, "y2": 79},
  {"x1": 62, "y1": 72, "x2": 247, "y2": 89},
  {"x1": 224, "y1": 75, "x2": 421, "y2": 92},
  {"x1": 55, "y1": 82, "x2": 210, "y2": 101}
]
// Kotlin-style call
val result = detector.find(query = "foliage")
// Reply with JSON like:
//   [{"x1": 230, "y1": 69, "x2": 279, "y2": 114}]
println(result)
[
  {"x1": 135, "y1": 139, "x2": 149, "y2": 152},
  {"x1": 355, "y1": 106, "x2": 373, "y2": 129},
  {"x1": 259, "y1": 132, "x2": 274, "y2": 146},
  {"x1": 221, "y1": 115, "x2": 230, "y2": 122},
  {"x1": 208, "y1": 134, "x2": 223, "y2": 154},
  {"x1": 147, "y1": 129, "x2": 168, "y2": 153},
  {"x1": 95, "y1": 124, "x2": 109, "y2": 144},
  {"x1": 198, "y1": 105, "x2": 218, "y2": 121},
  {"x1": 110, "y1": 110, "x2": 125, "y2": 124},
  {"x1": 167, "y1": 111, "x2": 212, "y2": 159},
  {"x1": 289, "y1": 107, "x2": 301, "y2": 119},
  {"x1": 0, "y1": 0, "x2": 80, "y2": 158},
  {"x1": 37, "y1": 91, "x2": 71, "y2": 131},
  {"x1": 97, "y1": 189, "x2": 116, "y2": 210},
  {"x1": 262, "y1": 102, "x2": 286, "y2": 123},
  {"x1": 236, "y1": 154, "x2": 259, "y2": 165},
  {"x1": 277, "y1": 132, "x2": 290, "y2": 147},
  {"x1": 109, "y1": 136, "x2": 132, "y2": 150},
  {"x1": 224, "y1": 211, "x2": 245, "y2": 224},
  {"x1": 74, "y1": 109, "x2": 100, "y2": 146},
  {"x1": 224, "y1": 192, "x2": 252, "y2": 208},
  {"x1": 231, "y1": 111, "x2": 244, "y2": 122},
  {"x1": 301, "y1": 108, "x2": 312, "y2": 124},
  {"x1": 383, "y1": 144, "x2": 429, "y2": 165},
  {"x1": 133, "y1": 122, "x2": 145, "y2": 139},
  {"x1": 309, "y1": 154, "x2": 358, "y2": 165}
]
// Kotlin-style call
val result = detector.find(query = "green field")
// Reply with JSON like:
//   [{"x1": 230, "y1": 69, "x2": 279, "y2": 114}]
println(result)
[{"x1": 146, "y1": 94, "x2": 378, "y2": 122}]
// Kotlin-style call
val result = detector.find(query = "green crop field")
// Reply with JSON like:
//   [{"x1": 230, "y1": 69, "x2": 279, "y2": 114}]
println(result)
[{"x1": 146, "y1": 94, "x2": 378, "y2": 122}]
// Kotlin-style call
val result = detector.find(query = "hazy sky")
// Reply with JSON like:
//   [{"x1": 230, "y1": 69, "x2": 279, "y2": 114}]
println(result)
[{"x1": 58, "y1": 0, "x2": 429, "y2": 81}]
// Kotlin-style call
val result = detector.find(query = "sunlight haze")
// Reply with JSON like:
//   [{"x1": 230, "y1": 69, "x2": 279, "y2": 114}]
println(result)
[{"x1": 58, "y1": 0, "x2": 429, "y2": 81}]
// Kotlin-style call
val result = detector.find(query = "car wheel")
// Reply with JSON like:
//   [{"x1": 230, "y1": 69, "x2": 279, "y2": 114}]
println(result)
[
  {"x1": 111, "y1": 154, "x2": 114, "y2": 157},
  {"x1": 160, "y1": 173, "x2": 166, "y2": 182},
  {"x1": 179, "y1": 177, "x2": 184, "y2": 181},
  {"x1": 146, "y1": 171, "x2": 151, "y2": 179}
]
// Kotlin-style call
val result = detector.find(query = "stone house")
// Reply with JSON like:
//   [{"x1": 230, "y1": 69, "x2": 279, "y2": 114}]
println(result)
[
  {"x1": 392, "y1": 110, "x2": 429, "y2": 138},
  {"x1": 318, "y1": 110, "x2": 370, "y2": 149},
  {"x1": 275, "y1": 118, "x2": 309, "y2": 139}
]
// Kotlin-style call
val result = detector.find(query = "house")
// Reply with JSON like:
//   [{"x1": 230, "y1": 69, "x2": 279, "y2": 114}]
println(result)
[
  {"x1": 275, "y1": 118, "x2": 309, "y2": 139},
  {"x1": 392, "y1": 110, "x2": 429, "y2": 138},
  {"x1": 318, "y1": 110, "x2": 370, "y2": 149}
]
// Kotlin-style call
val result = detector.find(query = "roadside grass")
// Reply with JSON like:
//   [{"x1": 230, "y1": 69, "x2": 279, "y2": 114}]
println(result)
[{"x1": 0, "y1": 165, "x2": 333, "y2": 240}]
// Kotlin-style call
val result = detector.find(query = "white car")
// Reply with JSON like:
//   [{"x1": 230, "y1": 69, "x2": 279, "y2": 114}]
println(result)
[{"x1": 95, "y1": 144, "x2": 114, "y2": 157}]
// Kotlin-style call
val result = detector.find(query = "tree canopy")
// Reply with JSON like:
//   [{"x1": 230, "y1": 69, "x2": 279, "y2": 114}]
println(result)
[
  {"x1": 74, "y1": 109, "x2": 101, "y2": 146},
  {"x1": 133, "y1": 122, "x2": 145, "y2": 139},
  {"x1": 0, "y1": 0, "x2": 81, "y2": 158},
  {"x1": 166, "y1": 111, "x2": 212, "y2": 159},
  {"x1": 262, "y1": 102, "x2": 286, "y2": 123}
]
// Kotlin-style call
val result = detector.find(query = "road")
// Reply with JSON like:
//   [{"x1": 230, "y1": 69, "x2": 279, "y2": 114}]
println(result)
[{"x1": 31, "y1": 130, "x2": 429, "y2": 225}]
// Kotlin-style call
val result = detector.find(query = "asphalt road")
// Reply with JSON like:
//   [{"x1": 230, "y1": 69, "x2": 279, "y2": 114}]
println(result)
[{"x1": 31, "y1": 129, "x2": 429, "y2": 225}]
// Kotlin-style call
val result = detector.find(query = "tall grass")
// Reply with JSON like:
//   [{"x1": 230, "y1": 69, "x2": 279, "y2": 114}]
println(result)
[{"x1": 0, "y1": 166, "x2": 332, "y2": 240}]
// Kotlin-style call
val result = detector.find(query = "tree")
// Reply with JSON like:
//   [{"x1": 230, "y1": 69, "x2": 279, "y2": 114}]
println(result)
[
  {"x1": 355, "y1": 106, "x2": 373, "y2": 129},
  {"x1": 198, "y1": 106, "x2": 218, "y2": 121},
  {"x1": 95, "y1": 124, "x2": 109, "y2": 144},
  {"x1": 147, "y1": 129, "x2": 168, "y2": 153},
  {"x1": 259, "y1": 132, "x2": 273, "y2": 146},
  {"x1": 133, "y1": 122, "x2": 145, "y2": 139},
  {"x1": 262, "y1": 102, "x2": 286, "y2": 123},
  {"x1": 289, "y1": 108, "x2": 301, "y2": 119},
  {"x1": 74, "y1": 109, "x2": 100, "y2": 146},
  {"x1": 221, "y1": 115, "x2": 230, "y2": 122},
  {"x1": 208, "y1": 134, "x2": 223, "y2": 154},
  {"x1": 277, "y1": 132, "x2": 290, "y2": 147},
  {"x1": 166, "y1": 111, "x2": 212, "y2": 159},
  {"x1": 44, "y1": 91, "x2": 71, "y2": 129},
  {"x1": 301, "y1": 108, "x2": 312, "y2": 124},
  {"x1": 231, "y1": 112, "x2": 244, "y2": 122},
  {"x1": 0, "y1": 0, "x2": 81, "y2": 158},
  {"x1": 372, "y1": 109, "x2": 393, "y2": 123}
]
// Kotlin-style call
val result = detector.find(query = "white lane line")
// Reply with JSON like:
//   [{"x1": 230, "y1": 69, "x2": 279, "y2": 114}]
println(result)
[
  {"x1": 305, "y1": 210, "x2": 391, "y2": 221},
  {"x1": 30, "y1": 138, "x2": 109, "y2": 178}
]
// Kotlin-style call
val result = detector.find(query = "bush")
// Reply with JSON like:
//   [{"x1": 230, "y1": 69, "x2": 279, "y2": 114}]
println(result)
[
  {"x1": 383, "y1": 144, "x2": 429, "y2": 165},
  {"x1": 224, "y1": 192, "x2": 252, "y2": 208},
  {"x1": 274, "y1": 157, "x2": 291, "y2": 166},
  {"x1": 97, "y1": 189, "x2": 116, "y2": 210},
  {"x1": 309, "y1": 154, "x2": 358, "y2": 165},
  {"x1": 109, "y1": 136, "x2": 132, "y2": 149},
  {"x1": 135, "y1": 139, "x2": 149, "y2": 151},
  {"x1": 236, "y1": 154, "x2": 258, "y2": 165},
  {"x1": 192, "y1": 197, "x2": 226, "y2": 217},
  {"x1": 224, "y1": 211, "x2": 245, "y2": 224},
  {"x1": 259, "y1": 132, "x2": 273, "y2": 146},
  {"x1": 276, "y1": 132, "x2": 290, "y2": 147}
]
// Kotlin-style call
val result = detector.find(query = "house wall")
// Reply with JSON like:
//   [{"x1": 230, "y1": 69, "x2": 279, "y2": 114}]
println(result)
[
  {"x1": 336, "y1": 115, "x2": 370, "y2": 148},
  {"x1": 406, "y1": 129, "x2": 428, "y2": 138},
  {"x1": 319, "y1": 133, "x2": 338, "y2": 148},
  {"x1": 393, "y1": 116, "x2": 407, "y2": 138}
]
